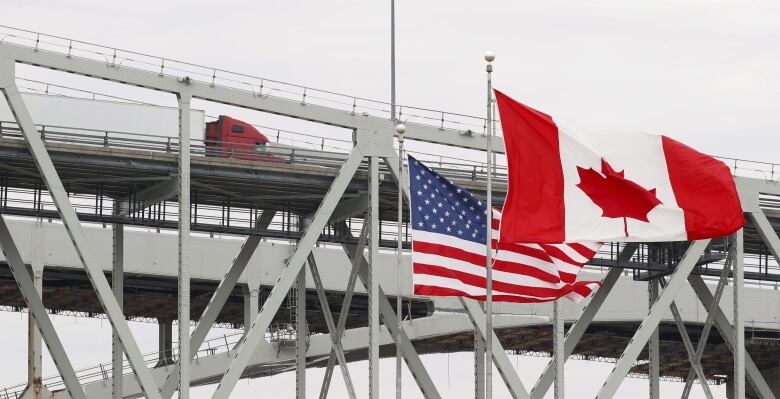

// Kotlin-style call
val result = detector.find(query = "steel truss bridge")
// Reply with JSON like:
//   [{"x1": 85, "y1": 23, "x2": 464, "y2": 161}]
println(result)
[{"x1": 0, "y1": 25, "x2": 779, "y2": 399}]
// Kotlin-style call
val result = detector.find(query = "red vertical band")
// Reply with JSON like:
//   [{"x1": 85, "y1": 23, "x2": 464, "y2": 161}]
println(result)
[
  {"x1": 495, "y1": 90, "x2": 565, "y2": 243},
  {"x1": 662, "y1": 136, "x2": 745, "y2": 240}
]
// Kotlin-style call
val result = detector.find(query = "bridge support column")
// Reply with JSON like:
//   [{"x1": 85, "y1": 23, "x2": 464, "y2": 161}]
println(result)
[
  {"x1": 553, "y1": 299, "x2": 565, "y2": 399},
  {"x1": 475, "y1": 331, "x2": 485, "y2": 399},
  {"x1": 296, "y1": 265, "x2": 307, "y2": 399},
  {"x1": 734, "y1": 228, "x2": 746, "y2": 399},
  {"x1": 20, "y1": 225, "x2": 51, "y2": 399},
  {"x1": 242, "y1": 283, "x2": 260, "y2": 337},
  {"x1": 112, "y1": 217, "x2": 124, "y2": 399},
  {"x1": 648, "y1": 279, "x2": 660, "y2": 399},
  {"x1": 156, "y1": 319, "x2": 174, "y2": 367}
]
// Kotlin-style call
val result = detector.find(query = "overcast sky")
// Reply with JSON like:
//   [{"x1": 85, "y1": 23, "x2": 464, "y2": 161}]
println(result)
[{"x1": 1, "y1": 1, "x2": 777, "y2": 397}]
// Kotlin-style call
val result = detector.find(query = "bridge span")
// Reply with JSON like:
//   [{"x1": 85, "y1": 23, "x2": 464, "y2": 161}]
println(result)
[{"x1": 0, "y1": 24, "x2": 779, "y2": 399}]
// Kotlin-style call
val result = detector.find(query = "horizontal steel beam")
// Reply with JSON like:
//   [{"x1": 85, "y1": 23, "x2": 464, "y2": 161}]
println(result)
[{"x1": 0, "y1": 42, "x2": 504, "y2": 153}]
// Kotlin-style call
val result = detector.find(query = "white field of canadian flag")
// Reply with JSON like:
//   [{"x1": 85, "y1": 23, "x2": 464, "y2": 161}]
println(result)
[{"x1": 494, "y1": 89, "x2": 745, "y2": 244}]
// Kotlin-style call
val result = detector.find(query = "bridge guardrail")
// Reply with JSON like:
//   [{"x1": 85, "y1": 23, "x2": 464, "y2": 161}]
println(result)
[
  {"x1": 0, "y1": 25, "x2": 495, "y2": 138},
  {"x1": 0, "y1": 331, "x2": 245, "y2": 399}
]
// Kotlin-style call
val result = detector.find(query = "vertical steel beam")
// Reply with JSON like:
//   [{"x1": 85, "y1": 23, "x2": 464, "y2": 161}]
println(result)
[
  {"x1": 681, "y1": 252, "x2": 732, "y2": 398},
  {"x1": 749, "y1": 211, "x2": 780, "y2": 266},
  {"x1": 339, "y1": 221, "x2": 442, "y2": 399},
  {"x1": 308, "y1": 253, "x2": 358, "y2": 399},
  {"x1": 0, "y1": 216, "x2": 87, "y2": 399},
  {"x1": 368, "y1": 156, "x2": 380, "y2": 399},
  {"x1": 648, "y1": 279, "x2": 660, "y2": 399},
  {"x1": 112, "y1": 216, "x2": 124, "y2": 399},
  {"x1": 21, "y1": 225, "x2": 49, "y2": 399},
  {"x1": 243, "y1": 284, "x2": 259, "y2": 338},
  {"x1": 531, "y1": 244, "x2": 638, "y2": 399},
  {"x1": 553, "y1": 300, "x2": 564, "y2": 399},
  {"x1": 160, "y1": 210, "x2": 276, "y2": 399},
  {"x1": 734, "y1": 229, "x2": 745, "y2": 399},
  {"x1": 460, "y1": 297, "x2": 530, "y2": 399},
  {"x1": 475, "y1": 332, "x2": 486, "y2": 399},
  {"x1": 595, "y1": 239, "x2": 710, "y2": 399},
  {"x1": 320, "y1": 222, "x2": 368, "y2": 399},
  {"x1": 156, "y1": 320, "x2": 174, "y2": 367},
  {"x1": 658, "y1": 278, "x2": 713, "y2": 399},
  {"x1": 296, "y1": 266, "x2": 307, "y2": 399},
  {"x1": 0, "y1": 59, "x2": 162, "y2": 399},
  {"x1": 177, "y1": 92, "x2": 192, "y2": 398},
  {"x1": 212, "y1": 148, "x2": 364, "y2": 399},
  {"x1": 688, "y1": 274, "x2": 776, "y2": 399}
]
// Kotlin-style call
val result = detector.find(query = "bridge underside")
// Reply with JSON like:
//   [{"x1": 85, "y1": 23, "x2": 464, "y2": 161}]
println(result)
[{"x1": 2, "y1": 264, "x2": 780, "y2": 385}]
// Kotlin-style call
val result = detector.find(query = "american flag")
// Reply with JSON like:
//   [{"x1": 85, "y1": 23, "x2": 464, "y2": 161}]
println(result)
[{"x1": 409, "y1": 155, "x2": 602, "y2": 303}]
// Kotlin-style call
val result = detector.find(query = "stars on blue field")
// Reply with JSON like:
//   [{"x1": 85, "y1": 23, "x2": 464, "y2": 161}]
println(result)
[{"x1": 408, "y1": 155, "x2": 489, "y2": 245}]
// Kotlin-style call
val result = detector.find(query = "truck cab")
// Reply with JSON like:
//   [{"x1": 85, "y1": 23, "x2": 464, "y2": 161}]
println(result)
[{"x1": 205, "y1": 115, "x2": 280, "y2": 162}]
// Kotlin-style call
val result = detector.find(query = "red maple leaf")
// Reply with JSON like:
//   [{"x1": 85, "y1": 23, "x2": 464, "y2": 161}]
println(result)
[{"x1": 576, "y1": 159, "x2": 662, "y2": 237}]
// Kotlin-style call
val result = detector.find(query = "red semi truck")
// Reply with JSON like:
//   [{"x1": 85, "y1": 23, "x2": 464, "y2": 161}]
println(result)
[{"x1": 205, "y1": 115, "x2": 282, "y2": 162}]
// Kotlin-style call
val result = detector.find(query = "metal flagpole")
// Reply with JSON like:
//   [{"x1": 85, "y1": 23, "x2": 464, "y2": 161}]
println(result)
[
  {"x1": 396, "y1": 122, "x2": 406, "y2": 399},
  {"x1": 484, "y1": 50, "x2": 495, "y2": 399},
  {"x1": 390, "y1": 0, "x2": 397, "y2": 121}
]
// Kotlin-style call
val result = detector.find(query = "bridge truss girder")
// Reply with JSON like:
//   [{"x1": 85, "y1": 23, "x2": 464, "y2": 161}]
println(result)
[{"x1": 0, "y1": 32, "x2": 779, "y2": 399}]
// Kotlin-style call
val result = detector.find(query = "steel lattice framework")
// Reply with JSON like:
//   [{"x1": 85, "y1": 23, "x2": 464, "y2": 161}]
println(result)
[{"x1": 0, "y1": 25, "x2": 779, "y2": 399}]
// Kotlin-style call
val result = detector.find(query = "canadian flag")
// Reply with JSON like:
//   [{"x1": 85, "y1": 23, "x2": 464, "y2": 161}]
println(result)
[{"x1": 494, "y1": 90, "x2": 745, "y2": 244}]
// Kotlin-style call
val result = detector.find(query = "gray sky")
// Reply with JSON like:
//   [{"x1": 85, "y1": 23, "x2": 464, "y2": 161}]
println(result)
[{"x1": 1, "y1": 0, "x2": 777, "y2": 397}]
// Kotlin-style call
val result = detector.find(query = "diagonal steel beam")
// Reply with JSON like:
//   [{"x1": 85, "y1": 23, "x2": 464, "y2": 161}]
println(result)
[
  {"x1": 159, "y1": 210, "x2": 276, "y2": 399},
  {"x1": 658, "y1": 277, "x2": 713, "y2": 399},
  {"x1": 339, "y1": 221, "x2": 442, "y2": 399},
  {"x1": 531, "y1": 243, "x2": 638, "y2": 399},
  {"x1": 681, "y1": 250, "x2": 732, "y2": 399},
  {"x1": 212, "y1": 148, "x2": 364, "y2": 399},
  {"x1": 688, "y1": 274, "x2": 776, "y2": 399},
  {"x1": 0, "y1": 59, "x2": 162, "y2": 399},
  {"x1": 460, "y1": 297, "x2": 530, "y2": 399},
  {"x1": 595, "y1": 239, "x2": 710, "y2": 399},
  {"x1": 320, "y1": 222, "x2": 368, "y2": 399},
  {"x1": 0, "y1": 215, "x2": 87, "y2": 399},
  {"x1": 307, "y1": 253, "x2": 358, "y2": 399},
  {"x1": 116, "y1": 176, "x2": 178, "y2": 216},
  {"x1": 749, "y1": 211, "x2": 780, "y2": 265}
]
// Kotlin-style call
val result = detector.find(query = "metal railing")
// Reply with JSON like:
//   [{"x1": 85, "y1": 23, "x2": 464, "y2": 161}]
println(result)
[
  {"x1": 0, "y1": 332, "x2": 245, "y2": 399},
  {"x1": 0, "y1": 25, "x2": 496, "y2": 137}
]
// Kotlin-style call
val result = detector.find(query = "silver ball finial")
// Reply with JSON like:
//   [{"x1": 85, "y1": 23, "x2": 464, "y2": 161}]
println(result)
[
  {"x1": 484, "y1": 51, "x2": 495, "y2": 63},
  {"x1": 395, "y1": 123, "x2": 406, "y2": 135}
]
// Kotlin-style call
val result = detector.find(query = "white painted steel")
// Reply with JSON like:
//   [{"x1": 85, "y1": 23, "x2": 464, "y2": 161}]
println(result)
[
  {"x1": 459, "y1": 297, "x2": 530, "y2": 399},
  {"x1": 734, "y1": 229, "x2": 745, "y2": 399},
  {"x1": 211, "y1": 148, "x2": 364, "y2": 399},
  {"x1": 0, "y1": 215, "x2": 87, "y2": 399},
  {"x1": 474, "y1": 331, "x2": 485, "y2": 399},
  {"x1": 177, "y1": 92, "x2": 192, "y2": 399},
  {"x1": 0, "y1": 42, "x2": 502, "y2": 153},
  {"x1": 159, "y1": 211, "x2": 276, "y2": 399},
  {"x1": 111, "y1": 218, "x2": 124, "y2": 399},
  {"x1": 553, "y1": 300, "x2": 564, "y2": 399},
  {"x1": 681, "y1": 254, "x2": 732, "y2": 398},
  {"x1": 368, "y1": 156, "x2": 381, "y2": 399},
  {"x1": 659, "y1": 277, "x2": 713, "y2": 399},
  {"x1": 648, "y1": 279, "x2": 660, "y2": 399},
  {"x1": 0, "y1": 60, "x2": 163, "y2": 399},
  {"x1": 530, "y1": 244, "x2": 638, "y2": 399},
  {"x1": 308, "y1": 254, "x2": 358, "y2": 399},
  {"x1": 320, "y1": 223, "x2": 368, "y2": 399},
  {"x1": 595, "y1": 240, "x2": 710, "y2": 399},
  {"x1": 750, "y1": 211, "x2": 780, "y2": 265},
  {"x1": 688, "y1": 275, "x2": 776, "y2": 399}
]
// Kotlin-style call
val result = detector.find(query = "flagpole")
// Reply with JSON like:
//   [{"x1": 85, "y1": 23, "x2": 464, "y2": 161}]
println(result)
[
  {"x1": 484, "y1": 50, "x2": 495, "y2": 399},
  {"x1": 395, "y1": 122, "x2": 406, "y2": 399}
]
